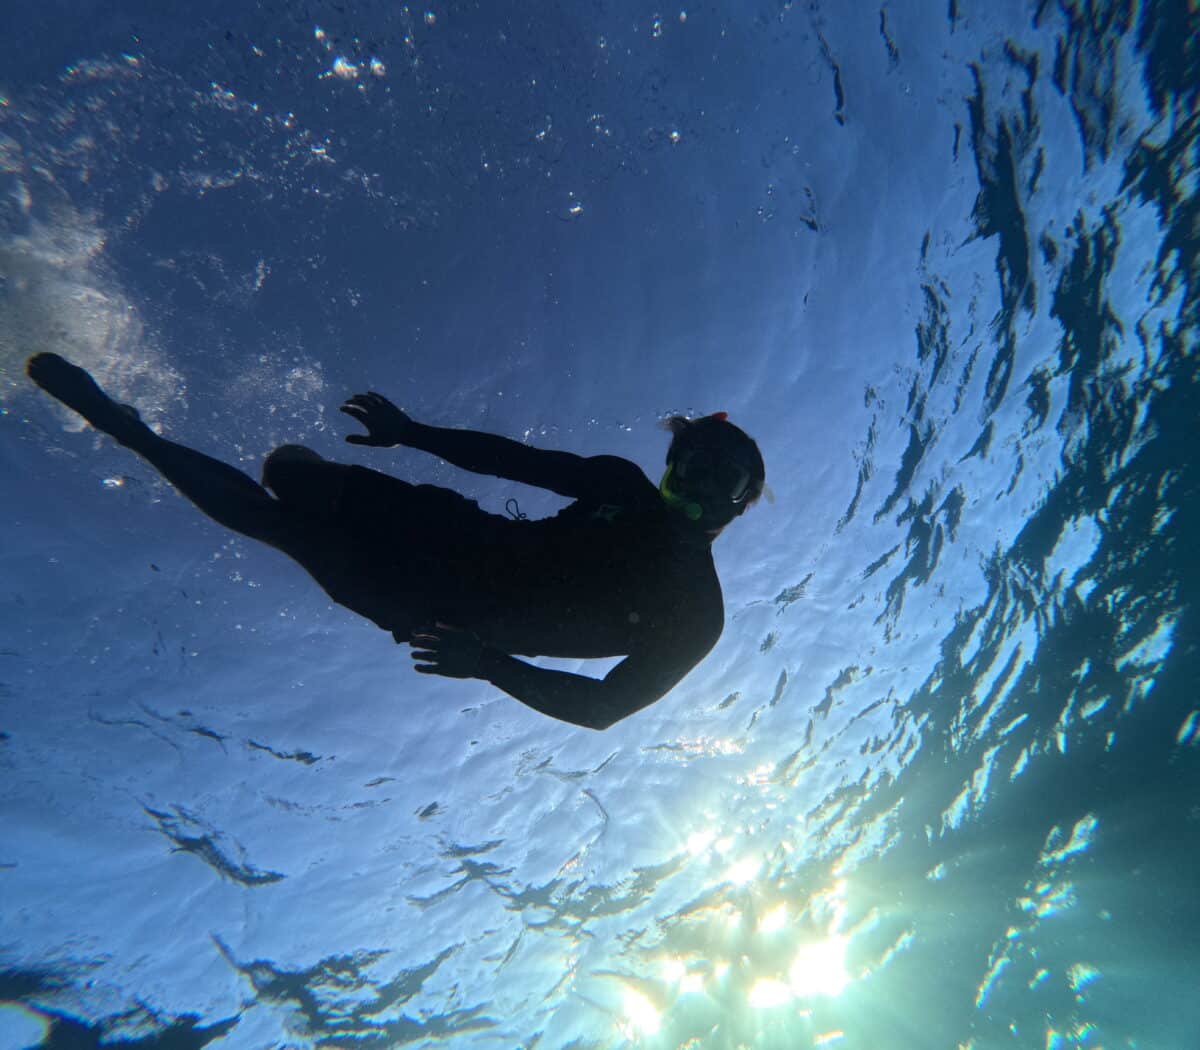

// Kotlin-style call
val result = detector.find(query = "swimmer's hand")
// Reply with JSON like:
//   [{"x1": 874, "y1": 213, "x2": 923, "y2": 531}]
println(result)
[
  {"x1": 408, "y1": 623, "x2": 484, "y2": 678},
  {"x1": 341, "y1": 391, "x2": 415, "y2": 447}
]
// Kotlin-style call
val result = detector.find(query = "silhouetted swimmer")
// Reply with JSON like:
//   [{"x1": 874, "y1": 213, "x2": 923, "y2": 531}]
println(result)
[{"x1": 26, "y1": 352, "x2": 766, "y2": 729}]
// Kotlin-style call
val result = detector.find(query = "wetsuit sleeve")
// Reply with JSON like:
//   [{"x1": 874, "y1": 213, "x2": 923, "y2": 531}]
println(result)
[
  {"x1": 402, "y1": 422, "x2": 645, "y2": 501},
  {"x1": 474, "y1": 626, "x2": 720, "y2": 730}
]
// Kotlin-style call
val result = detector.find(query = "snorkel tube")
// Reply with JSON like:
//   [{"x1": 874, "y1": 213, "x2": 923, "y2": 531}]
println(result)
[{"x1": 659, "y1": 463, "x2": 704, "y2": 521}]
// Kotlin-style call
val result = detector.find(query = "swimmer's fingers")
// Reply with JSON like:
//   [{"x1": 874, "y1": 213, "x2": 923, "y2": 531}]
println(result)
[
  {"x1": 409, "y1": 638, "x2": 439, "y2": 653},
  {"x1": 408, "y1": 625, "x2": 444, "y2": 677},
  {"x1": 410, "y1": 632, "x2": 443, "y2": 676},
  {"x1": 409, "y1": 622, "x2": 463, "y2": 641},
  {"x1": 339, "y1": 402, "x2": 383, "y2": 446},
  {"x1": 408, "y1": 624, "x2": 481, "y2": 678},
  {"x1": 342, "y1": 392, "x2": 393, "y2": 413},
  {"x1": 340, "y1": 391, "x2": 413, "y2": 447},
  {"x1": 339, "y1": 399, "x2": 381, "y2": 446}
]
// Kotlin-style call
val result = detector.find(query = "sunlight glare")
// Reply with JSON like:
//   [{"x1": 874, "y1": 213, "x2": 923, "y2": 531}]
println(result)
[
  {"x1": 725, "y1": 855, "x2": 761, "y2": 884},
  {"x1": 789, "y1": 935, "x2": 850, "y2": 997},
  {"x1": 660, "y1": 956, "x2": 687, "y2": 983},
  {"x1": 620, "y1": 987, "x2": 661, "y2": 1036},
  {"x1": 757, "y1": 902, "x2": 788, "y2": 934},
  {"x1": 749, "y1": 977, "x2": 793, "y2": 1008}
]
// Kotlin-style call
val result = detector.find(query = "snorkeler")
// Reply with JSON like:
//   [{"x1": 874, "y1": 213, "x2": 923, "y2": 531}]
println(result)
[{"x1": 26, "y1": 353, "x2": 765, "y2": 730}]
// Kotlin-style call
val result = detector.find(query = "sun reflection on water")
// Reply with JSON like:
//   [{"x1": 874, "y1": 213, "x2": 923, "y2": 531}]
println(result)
[
  {"x1": 619, "y1": 985, "x2": 661, "y2": 1037},
  {"x1": 788, "y1": 934, "x2": 851, "y2": 998},
  {"x1": 747, "y1": 976, "x2": 794, "y2": 1009},
  {"x1": 605, "y1": 866, "x2": 863, "y2": 1043},
  {"x1": 756, "y1": 902, "x2": 788, "y2": 934}
]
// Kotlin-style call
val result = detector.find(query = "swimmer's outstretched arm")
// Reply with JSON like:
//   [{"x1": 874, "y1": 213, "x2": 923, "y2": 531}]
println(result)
[
  {"x1": 409, "y1": 624, "x2": 719, "y2": 730},
  {"x1": 341, "y1": 392, "x2": 644, "y2": 501}
]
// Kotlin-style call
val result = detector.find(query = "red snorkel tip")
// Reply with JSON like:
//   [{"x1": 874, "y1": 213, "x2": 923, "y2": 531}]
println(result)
[{"x1": 709, "y1": 411, "x2": 729, "y2": 422}]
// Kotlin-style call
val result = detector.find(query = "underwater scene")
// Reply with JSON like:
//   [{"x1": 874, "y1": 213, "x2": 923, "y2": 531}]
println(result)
[{"x1": 1, "y1": 1, "x2": 1197, "y2": 1047}]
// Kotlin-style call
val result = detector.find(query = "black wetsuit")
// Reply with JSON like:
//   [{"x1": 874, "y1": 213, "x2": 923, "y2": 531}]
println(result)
[
  {"x1": 22, "y1": 351, "x2": 725, "y2": 731},
  {"x1": 332, "y1": 422, "x2": 725, "y2": 729}
]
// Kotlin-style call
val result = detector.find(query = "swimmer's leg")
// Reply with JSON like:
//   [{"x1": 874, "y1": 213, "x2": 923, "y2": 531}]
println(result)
[
  {"x1": 25, "y1": 352, "x2": 415, "y2": 633},
  {"x1": 27, "y1": 354, "x2": 417, "y2": 631},
  {"x1": 27, "y1": 352, "x2": 290, "y2": 544}
]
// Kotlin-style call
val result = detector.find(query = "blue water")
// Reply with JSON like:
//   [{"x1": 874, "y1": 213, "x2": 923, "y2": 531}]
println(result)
[{"x1": 1, "y1": 2, "x2": 1197, "y2": 1047}]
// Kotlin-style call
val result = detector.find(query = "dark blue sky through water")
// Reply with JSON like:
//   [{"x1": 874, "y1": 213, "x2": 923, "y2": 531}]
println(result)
[{"x1": 1, "y1": 2, "x2": 1197, "y2": 1048}]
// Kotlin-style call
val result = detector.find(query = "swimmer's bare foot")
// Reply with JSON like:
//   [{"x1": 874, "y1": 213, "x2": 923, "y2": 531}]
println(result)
[{"x1": 26, "y1": 353, "x2": 151, "y2": 445}]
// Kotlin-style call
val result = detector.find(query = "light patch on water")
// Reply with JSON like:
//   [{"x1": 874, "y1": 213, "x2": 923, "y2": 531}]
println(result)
[
  {"x1": 940, "y1": 743, "x2": 1002, "y2": 834},
  {"x1": 0, "y1": 1002, "x2": 50, "y2": 1050},
  {"x1": 1019, "y1": 880, "x2": 1077, "y2": 920},
  {"x1": 1067, "y1": 962, "x2": 1101, "y2": 992},
  {"x1": 748, "y1": 977, "x2": 792, "y2": 1008},
  {"x1": 756, "y1": 902, "x2": 788, "y2": 934},
  {"x1": 835, "y1": 804, "x2": 902, "y2": 874},
  {"x1": 618, "y1": 985, "x2": 660, "y2": 1037},
  {"x1": 328, "y1": 57, "x2": 360, "y2": 80},
  {"x1": 1043, "y1": 514, "x2": 1101, "y2": 588},
  {"x1": 1175, "y1": 710, "x2": 1199, "y2": 747},
  {"x1": 975, "y1": 954, "x2": 1011, "y2": 1008},
  {"x1": 999, "y1": 713, "x2": 1029, "y2": 738},
  {"x1": 874, "y1": 928, "x2": 915, "y2": 971},
  {"x1": 1079, "y1": 697, "x2": 1108, "y2": 720},
  {"x1": 788, "y1": 935, "x2": 849, "y2": 998},
  {"x1": 658, "y1": 955, "x2": 687, "y2": 983},
  {"x1": 1115, "y1": 613, "x2": 1176, "y2": 673},
  {"x1": 0, "y1": 208, "x2": 183, "y2": 425},
  {"x1": 723, "y1": 854, "x2": 760, "y2": 885},
  {"x1": 1040, "y1": 815, "x2": 1098, "y2": 866},
  {"x1": 954, "y1": 616, "x2": 1039, "y2": 745},
  {"x1": 649, "y1": 950, "x2": 722, "y2": 1003}
]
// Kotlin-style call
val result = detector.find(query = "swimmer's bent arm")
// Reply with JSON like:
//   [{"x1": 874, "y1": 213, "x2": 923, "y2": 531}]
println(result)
[
  {"x1": 342, "y1": 392, "x2": 643, "y2": 499},
  {"x1": 475, "y1": 635, "x2": 717, "y2": 730},
  {"x1": 403, "y1": 422, "x2": 642, "y2": 501}
]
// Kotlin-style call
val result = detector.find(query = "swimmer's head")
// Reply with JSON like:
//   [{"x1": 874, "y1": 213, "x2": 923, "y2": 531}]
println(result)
[{"x1": 659, "y1": 412, "x2": 765, "y2": 529}]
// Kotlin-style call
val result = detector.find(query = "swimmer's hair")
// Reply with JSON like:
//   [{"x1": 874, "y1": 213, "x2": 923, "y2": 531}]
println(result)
[{"x1": 660, "y1": 413, "x2": 766, "y2": 507}]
